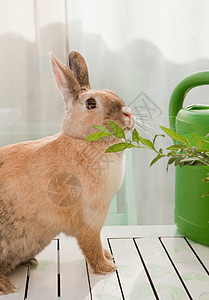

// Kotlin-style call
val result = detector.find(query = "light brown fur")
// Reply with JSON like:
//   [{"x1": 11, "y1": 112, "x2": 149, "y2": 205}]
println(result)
[{"x1": 0, "y1": 51, "x2": 135, "y2": 295}]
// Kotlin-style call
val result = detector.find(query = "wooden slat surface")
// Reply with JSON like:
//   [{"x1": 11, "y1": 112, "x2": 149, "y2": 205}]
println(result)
[
  {"x1": 161, "y1": 237, "x2": 209, "y2": 299},
  {"x1": 135, "y1": 238, "x2": 190, "y2": 300},
  {"x1": 59, "y1": 237, "x2": 90, "y2": 300},
  {"x1": 110, "y1": 238, "x2": 156, "y2": 299},
  {"x1": 104, "y1": 225, "x2": 183, "y2": 239},
  {"x1": 187, "y1": 238, "x2": 209, "y2": 270},
  {"x1": 27, "y1": 240, "x2": 57, "y2": 300},
  {"x1": 1, "y1": 226, "x2": 209, "y2": 300}
]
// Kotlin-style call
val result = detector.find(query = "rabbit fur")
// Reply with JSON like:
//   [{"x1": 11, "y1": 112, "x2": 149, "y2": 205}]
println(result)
[{"x1": 0, "y1": 51, "x2": 135, "y2": 295}]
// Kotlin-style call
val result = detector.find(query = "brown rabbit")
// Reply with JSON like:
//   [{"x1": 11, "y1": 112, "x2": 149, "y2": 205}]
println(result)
[{"x1": 0, "y1": 51, "x2": 135, "y2": 295}]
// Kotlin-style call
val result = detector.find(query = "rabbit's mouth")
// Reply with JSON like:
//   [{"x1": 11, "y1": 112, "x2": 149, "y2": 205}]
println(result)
[{"x1": 122, "y1": 107, "x2": 135, "y2": 131}]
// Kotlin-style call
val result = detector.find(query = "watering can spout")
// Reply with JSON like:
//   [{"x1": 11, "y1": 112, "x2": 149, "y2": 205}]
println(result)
[{"x1": 169, "y1": 71, "x2": 209, "y2": 131}]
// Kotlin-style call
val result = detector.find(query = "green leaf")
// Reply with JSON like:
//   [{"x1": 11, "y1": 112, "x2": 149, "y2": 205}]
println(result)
[
  {"x1": 108, "y1": 120, "x2": 126, "y2": 139},
  {"x1": 177, "y1": 148, "x2": 184, "y2": 153},
  {"x1": 166, "y1": 156, "x2": 176, "y2": 171},
  {"x1": 201, "y1": 191, "x2": 209, "y2": 198},
  {"x1": 153, "y1": 134, "x2": 165, "y2": 146},
  {"x1": 160, "y1": 126, "x2": 190, "y2": 146},
  {"x1": 180, "y1": 157, "x2": 202, "y2": 163},
  {"x1": 85, "y1": 132, "x2": 112, "y2": 141},
  {"x1": 196, "y1": 138, "x2": 203, "y2": 149},
  {"x1": 202, "y1": 152, "x2": 209, "y2": 162},
  {"x1": 178, "y1": 157, "x2": 201, "y2": 166},
  {"x1": 191, "y1": 133, "x2": 197, "y2": 141},
  {"x1": 175, "y1": 156, "x2": 186, "y2": 167},
  {"x1": 202, "y1": 176, "x2": 209, "y2": 183},
  {"x1": 105, "y1": 142, "x2": 133, "y2": 153},
  {"x1": 192, "y1": 146, "x2": 198, "y2": 155},
  {"x1": 138, "y1": 136, "x2": 154, "y2": 149},
  {"x1": 150, "y1": 154, "x2": 163, "y2": 167},
  {"x1": 92, "y1": 125, "x2": 112, "y2": 135},
  {"x1": 132, "y1": 128, "x2": 140, "y2": 145},
  {"x1": 168, "y1": 157, "x2": 176, "y2": 165},
  {"x1": 167, "y1": 150, "x2": 177, "y2": 157},
  {"x1": 166, "y1": 144, "x2": 184, "y2": 150}
]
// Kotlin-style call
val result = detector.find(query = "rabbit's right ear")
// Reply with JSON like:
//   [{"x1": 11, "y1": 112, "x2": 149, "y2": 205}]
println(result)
[
  {"x1": 49, "y1": 53, "x2": 80, "y2": 104},
  {"x1": 68, "y1": 51, "x2": 90, "y2": 89}
]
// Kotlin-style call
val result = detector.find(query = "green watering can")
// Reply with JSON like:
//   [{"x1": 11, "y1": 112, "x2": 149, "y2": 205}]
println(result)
[{"x1": 169, "y1": 72, "x2": 209, "y2": 246}]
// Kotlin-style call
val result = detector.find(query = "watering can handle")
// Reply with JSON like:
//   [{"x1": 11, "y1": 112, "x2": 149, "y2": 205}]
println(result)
[{"x1": 169, "y1": 71, "x2": 209, "y2": 130}]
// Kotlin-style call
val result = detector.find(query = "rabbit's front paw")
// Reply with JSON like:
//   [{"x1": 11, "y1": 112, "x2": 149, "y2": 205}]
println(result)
[
  {"x1": 0, "y1": 275, "x2": 17, "y2": 295},
  {"x1": 103, "y1": 249, "x2": 114, "y2": 261},
  {"x1": 93, "y1": 259, "x2": 117, "y2": 275}
]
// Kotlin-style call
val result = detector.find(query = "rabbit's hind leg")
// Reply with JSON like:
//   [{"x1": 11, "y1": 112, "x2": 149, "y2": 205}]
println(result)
[
  {"x1": 21, "y1": 257, "x2": 38, "y2": 267},
  {"x1": 0, "y1": 274, "x2": 17, "y2": 295}
]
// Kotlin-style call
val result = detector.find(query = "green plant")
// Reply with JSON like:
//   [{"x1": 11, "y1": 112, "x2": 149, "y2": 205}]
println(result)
[{"x1": 86, "y1": 121, "x2": 209, "y2": 196}]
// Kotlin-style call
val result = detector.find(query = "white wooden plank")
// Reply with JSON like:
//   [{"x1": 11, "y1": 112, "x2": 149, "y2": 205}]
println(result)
[
  {"x1": 110, "y1": 238, "x2": 156, "y2": 300},
  {"x1": 187, "y1": 238, "x2": 209, "y2": 270},
  {"x1": 27, "y1": 239, "x2": 57, "y2": 300},
  {"x1": 2, "y1": 265, "x2": 28, "y2": 300},
  {"x1": 59, "y1": 236, "x2": 91, "y2": 300},
  {"x1": 86, "y1": 228, "x2": 123, "y2": 299},
  {"x1": 162, "y1": 237, "x2": 209, "y2": 299},
  {"x1": 135, "y1": 238, "x2": 189, "y2": 300},
  {"x1": 4, "y1": 227, "x2": 209, "y2": 300},
  {"x1": 104, "y1": 225, "x2": 183, "y2": 239}
]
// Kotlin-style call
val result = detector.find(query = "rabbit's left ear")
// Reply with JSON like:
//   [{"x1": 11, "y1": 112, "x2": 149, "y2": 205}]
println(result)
[
  {"x1": 49, "y1": 52, "x2": 80, "y2": 103},
  {"x1": 68, "y1": 51, "x2": 91, "y2": 89}
]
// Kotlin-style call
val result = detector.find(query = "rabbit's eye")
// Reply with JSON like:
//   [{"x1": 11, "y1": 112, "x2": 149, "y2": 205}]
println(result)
[{"x1": 86, "y1": 98, "x2": 96, "y2": 110}]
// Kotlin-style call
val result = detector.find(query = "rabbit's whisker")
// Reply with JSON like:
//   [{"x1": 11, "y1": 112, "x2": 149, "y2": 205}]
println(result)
[
  {"x1": 134, "y1": 123, "x2": 171, "y2": 147},
  {"x1": 135, "y1": 121, "x2": 163, "y2": 134}
]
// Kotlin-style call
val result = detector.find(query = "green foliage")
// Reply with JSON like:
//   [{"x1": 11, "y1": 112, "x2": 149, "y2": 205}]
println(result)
[
  {"x1": 137, "y1": 136, "x2": 154, "y2": 149},
  {"x1": 86, "y1": 121, "x2": 209, "y2": 196},
  {"x1": 159, "y1": 126, "x2": 191, "y2": 146},
  {"x1": 132, "y1": 128, "x2": 140, "y2": 145},
  {"x1": 150, "y1": 153, "x2": 163, "y2": 167},
  {"x1": 105, "y1": 142, "x2": 134, "y2": 153},
  {"x1": 108, "y1": 120, "x2": 126, "y2": 140},
  {"x1": 92, "y1": 125, "x2": 112, "y2": 135},
  {"x1": 85, "y1": 132, "x2": 112, "y2": 141}
]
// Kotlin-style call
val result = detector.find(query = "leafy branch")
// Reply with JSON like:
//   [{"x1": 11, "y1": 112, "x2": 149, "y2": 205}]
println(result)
[{"x1": 86, "y1": 121, "x2": 209, "y2": 196}]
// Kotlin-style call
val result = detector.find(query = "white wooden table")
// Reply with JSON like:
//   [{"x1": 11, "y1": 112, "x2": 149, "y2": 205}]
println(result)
[{"x1": 3, "y1": 225, "x2": 209, "y2": 300}]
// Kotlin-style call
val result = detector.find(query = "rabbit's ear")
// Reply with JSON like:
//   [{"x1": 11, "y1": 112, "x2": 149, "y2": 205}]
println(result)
[
  {"x1": 68, "y1": 51, "x2": 90, "y2": 89},
  {"x1": 49, "y1": 53, "x2": 80, "y2": 103}
]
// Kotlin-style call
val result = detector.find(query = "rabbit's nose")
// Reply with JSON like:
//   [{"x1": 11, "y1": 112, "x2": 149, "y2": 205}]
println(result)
[
  {"x1": 124, "y1": 112, "x2": 131, "y2": 119},
  {"x1": 122, "y1": 106, "x2": 132, "y2": 118},
  {"x1": 122, "y1": 106, "x2": 135, "y2": 130}
]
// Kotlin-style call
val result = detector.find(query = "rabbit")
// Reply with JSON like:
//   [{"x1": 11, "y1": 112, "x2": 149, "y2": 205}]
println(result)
[{"x1": 0, "y1": 51, "x2": 135, "y2": 295}]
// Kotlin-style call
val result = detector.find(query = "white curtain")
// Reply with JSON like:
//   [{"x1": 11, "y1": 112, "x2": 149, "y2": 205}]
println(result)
[
  {"x1": 1, "y1": 0, "x2": 209, "y2": 224},
  {"x1": 0, "y1": 0, "x2": 67, "y2": 144}
]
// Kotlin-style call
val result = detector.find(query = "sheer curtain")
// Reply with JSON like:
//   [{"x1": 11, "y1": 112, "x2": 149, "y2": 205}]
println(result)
[
  {"x1": 1, "y1": 0, "x2": 209, "y2": 224},
  {"x1": 0, "y1": 0, "x2": 67, "y2": 145}
]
